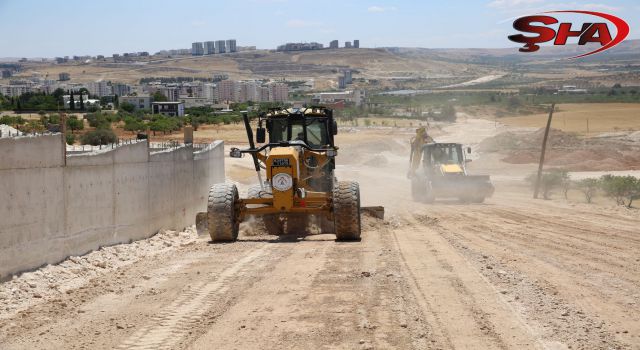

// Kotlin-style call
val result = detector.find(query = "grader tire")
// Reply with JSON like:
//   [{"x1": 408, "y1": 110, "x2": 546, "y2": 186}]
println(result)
[
  {"x1": 207, "y1": 183, "x2": 240, "y2": 242},
  {"x1": 333, "y1": 181, "x2": 361, "y2": 241}
]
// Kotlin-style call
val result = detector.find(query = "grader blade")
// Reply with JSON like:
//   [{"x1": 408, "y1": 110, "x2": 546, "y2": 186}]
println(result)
[{"x1": 361, "y1": 206, "x2": 385, "y2": 220}]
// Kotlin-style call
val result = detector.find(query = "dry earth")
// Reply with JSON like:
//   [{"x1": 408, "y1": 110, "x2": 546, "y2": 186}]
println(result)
[{"x1": 1, "y1": 118, "x2": 639, "y2": 350}]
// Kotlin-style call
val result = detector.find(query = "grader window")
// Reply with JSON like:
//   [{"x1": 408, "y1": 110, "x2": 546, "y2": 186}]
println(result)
[{"x1": 269, "y1": 117, "x2": 329, "y2": 147}]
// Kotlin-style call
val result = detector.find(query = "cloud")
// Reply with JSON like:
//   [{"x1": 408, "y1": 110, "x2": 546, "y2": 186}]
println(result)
[
  {"x1": 367, "y1": 6, "x2": 397, "y2": 13},
  {"x1": 286, "y1": 19, "x2": 322, "y2": 28}
]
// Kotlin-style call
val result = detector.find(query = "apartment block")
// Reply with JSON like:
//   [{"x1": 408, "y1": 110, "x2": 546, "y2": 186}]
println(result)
[
  {"x1": 204, "y1": 41, "x2": 216, "y2": 55},
  {"x1": 215, "y1": 40, "x2": 226, "y2": 53},
  {"x1": 226, "y1": 39, "x2": 237, "y2": 53},
  {"x1": 191, "y1": 42, "x2": 204, "y2": 56}
]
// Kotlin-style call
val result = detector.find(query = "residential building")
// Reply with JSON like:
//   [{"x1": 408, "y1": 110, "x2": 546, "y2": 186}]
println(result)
[
  {"x1": 268, "y1": 83, "x2": 289, "y2": 102},
  {"x1": 179, "y1": 97, "x2": 211, "y2": 108},
  {"x1": 2, "y1": 70, "x2": 12, "y2": 79},
  {"x1": 59, "y1": 72, "x2": 70, "y2": 81},
  {"x1": 260, "y1": 86, "x2": 270, "y2": 102},
  {"x1": 62, "y1": 94, "x2": 90, "y2": 109},
  {"x1": 88, "y1": 81, "x2": 112, "y2": 97},
  {"x1": 152, "y1": 101, "x2": 185, "y2": 117},
  {"x1": 343, "y1": 70, "x2": 352, "y2": 84},
  {"x1": 218, "y1": 80, "x2": 236, "y2": 102},
  {"x1": 311, "y1": 89, "x2": 366, "y2": 107},
  {"x1": 345, "y1": 41, "x2": 352, "y2": 48},
  {"x1": 0, "y1": 85, "x2": 33, "y2": 97},
  {"x1": 215, "y1": 40, "x2": 226, "y2": 53},
  {"x1": 226, "y1": 39, "x2": 237, "y2": 53},
  {"x1": 353, "y1": 40, "x2": 360, "y2": 48},
  {"x1": 120, "y1": 95, "x2": 151, "y2": 110},
  {"x1": 329, "y1": 40, "x2": 339, "y2": 49},
  {"x1": 204, "y1": 41, "x2": 216, "y2": 55},
  {"x1": 338, "y1": 76, "x2": 346, "y2": 89},
  {"x1": 112, "y1": 83, "x2": 131, "y2": 97},
  {"x1": 191, "y1": 42, "x2": 204, "y2": 56},
  {"x1": 276, "y1": 42, "x2": 324, "y2": 52},
  {"x1": 204, "y1": 83, "x2": 218, "y2": 103}
]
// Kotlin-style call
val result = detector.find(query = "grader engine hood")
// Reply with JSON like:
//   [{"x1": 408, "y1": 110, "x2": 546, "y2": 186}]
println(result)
[{"x1": 267, "y1": 147, "x2": 300, "y2": 211}]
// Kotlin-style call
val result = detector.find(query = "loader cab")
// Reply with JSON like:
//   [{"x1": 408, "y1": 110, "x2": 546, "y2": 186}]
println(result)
[
  {"x1": 422, "y1": 143, "x2": 465, "y2": 168},
  {"x1": 261, "y1": 107, "x2": 337, "y2": 148}
]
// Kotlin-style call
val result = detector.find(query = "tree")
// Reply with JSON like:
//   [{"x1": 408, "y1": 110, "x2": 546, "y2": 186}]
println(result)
[
  {"x1": 575, "y1": 178, "x2": 599, "y2": 204},
  {"x1": 81, "y1": 128, "x2": 117, "y2": 145},
  {"x1": 69, "y1": 90, "x2": 75, "y2": 110},
  {"x1": 152, "y1": 91, "x2": 168, "y2": 102},
  {"x1": 66, "y1": 116, "x2": 84, "y2": 133},
  {"x1": 123, "y1": 117, "x2": 145, "y2": 133},
  {"x1": 79, "y1": 94, "x2": 84, "y2": 110},
  {"x1": 120, "y1": 101, "x2": 135, "y2": 113}
]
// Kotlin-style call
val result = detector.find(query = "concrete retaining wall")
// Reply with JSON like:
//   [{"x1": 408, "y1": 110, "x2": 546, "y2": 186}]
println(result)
[{"x1": 0, "y1": 135, "x2": 224, "y2": 279}]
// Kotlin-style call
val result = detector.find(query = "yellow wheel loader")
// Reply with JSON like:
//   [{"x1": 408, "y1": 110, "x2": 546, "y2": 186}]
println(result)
[
  {"x1": 409, "y1": 133, "x2": 494, "y2": 203},
  {"x1": 206, "y1": 107, "x2": 362, "y2": 242}
]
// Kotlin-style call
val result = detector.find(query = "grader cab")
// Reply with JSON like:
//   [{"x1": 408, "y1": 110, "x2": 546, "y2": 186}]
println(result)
[{"x1": 205, "y1": 107, "x2": 362, "y2": 242}]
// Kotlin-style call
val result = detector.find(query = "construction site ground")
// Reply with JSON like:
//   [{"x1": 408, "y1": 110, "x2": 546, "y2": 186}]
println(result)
[{"x1": 1, "y1": 118, "x2": 639, "y2": 350}]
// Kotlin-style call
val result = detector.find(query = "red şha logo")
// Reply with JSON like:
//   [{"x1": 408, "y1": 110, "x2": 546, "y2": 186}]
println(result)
[{"x1": 508, "y1": 10, "x2": 630, "y2": 59}]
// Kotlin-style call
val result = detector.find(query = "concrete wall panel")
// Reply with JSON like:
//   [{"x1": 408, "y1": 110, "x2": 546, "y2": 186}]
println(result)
[{"x1": 0, "y1": 137, "x2": 225, "y2": 279}]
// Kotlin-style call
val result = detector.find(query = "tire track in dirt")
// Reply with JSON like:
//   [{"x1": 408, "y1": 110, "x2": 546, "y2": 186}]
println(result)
[
  {"x1": 391, "y1": 212, "x2": 542, "y2": 350},
  {"x1": 117, "y1": 245, "x2": 271, "y2": 350},
  {"x1": 428, "y1": 206, "x2": 635, "y2": 349}
]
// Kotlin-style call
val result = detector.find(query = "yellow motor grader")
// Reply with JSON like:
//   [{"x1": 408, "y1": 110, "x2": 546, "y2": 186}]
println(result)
[{"x1": 205, "y1": 107, "x2": 364, "y2": 242}]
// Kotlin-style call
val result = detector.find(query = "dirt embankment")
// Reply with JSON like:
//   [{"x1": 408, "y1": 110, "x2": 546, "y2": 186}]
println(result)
[{"x1": 479, "y1": 128, "x2": 640, "y2": 171}]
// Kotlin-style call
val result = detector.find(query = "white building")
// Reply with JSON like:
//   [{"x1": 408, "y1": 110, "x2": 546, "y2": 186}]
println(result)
[{"x1": 120, "y1": 95, "x2": 151, "y2": 110}]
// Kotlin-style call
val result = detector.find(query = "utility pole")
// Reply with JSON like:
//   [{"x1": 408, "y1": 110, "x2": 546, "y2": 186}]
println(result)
[{"x1": 533, "y1": 103, "x2": 555, "y2": 199}]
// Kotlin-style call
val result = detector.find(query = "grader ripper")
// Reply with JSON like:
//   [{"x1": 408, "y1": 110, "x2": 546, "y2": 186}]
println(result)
[{"x1": 204, "y1": 107, "x2": 376, "y2": 242}]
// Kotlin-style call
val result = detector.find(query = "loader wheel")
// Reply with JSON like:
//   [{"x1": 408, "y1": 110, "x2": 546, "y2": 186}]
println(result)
[
  {"x1": 207, "y1": 183, "x2": 240, "y2": 242},
  {"x1": 411, "y1": 178, "x2": 426, "y2": 202},
  {"x1": 333, "y1": 181, "x2": 361, "y2": 241}
]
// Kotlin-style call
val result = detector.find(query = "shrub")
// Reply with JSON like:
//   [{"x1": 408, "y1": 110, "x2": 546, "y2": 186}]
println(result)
[
  {"x1": 527, "y1": 169, "x2": 567, "y2": 199},
  {"x1": 575, "y1": 178, "x2": 599, "y2": 203},
  {"x1": 65, "y1": 132, "x2": 75, "y2": 145},
  {"x1": 81, "y1": 128, "x2": 117, "y2": 145},
  {"x1": 600, "y1": 175, "x2": 640, "y2": 208}
]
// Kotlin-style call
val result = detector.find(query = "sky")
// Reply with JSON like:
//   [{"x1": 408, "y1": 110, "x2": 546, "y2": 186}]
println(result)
[{"x1": 0, "y1": 0, "x2": 637, "y2": 57}]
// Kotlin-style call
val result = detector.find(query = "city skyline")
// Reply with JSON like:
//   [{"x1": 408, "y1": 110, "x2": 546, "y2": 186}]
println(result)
[{"x1": 0, "y1": 0, "x2": 638, "y2": 57}]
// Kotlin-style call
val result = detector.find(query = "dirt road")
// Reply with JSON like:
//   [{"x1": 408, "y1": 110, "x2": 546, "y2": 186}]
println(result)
[{"x1": 1, "y1": 121, "x2": 639, "y2": 349}]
